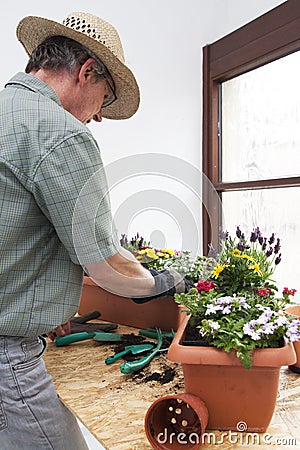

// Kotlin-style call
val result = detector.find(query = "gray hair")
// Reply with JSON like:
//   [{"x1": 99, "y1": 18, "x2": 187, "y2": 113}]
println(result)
[{"x1": 25, "y1": 35, "x2": 111, "y2": 82}]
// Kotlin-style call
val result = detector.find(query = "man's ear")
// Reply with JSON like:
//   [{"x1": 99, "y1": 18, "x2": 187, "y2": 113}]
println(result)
[{"x1": 78, "y1": 57, "x2": 97, "y2": 86}]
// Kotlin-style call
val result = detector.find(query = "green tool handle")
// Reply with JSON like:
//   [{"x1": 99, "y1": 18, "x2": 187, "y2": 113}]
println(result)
[
  {"x1": 54, "y1": 332, "x2": 95, "y2": 347},
  {"x1": 105, "y1": 349, "x2": 128, "y2": 365},
  {"x1": 120, "y1": 349, "x2": 160, "y2": 374},
  {"x1": 139, "y1": 329, "x2": 175, "y2": 339},
  {"x1": 120, "y1": 329, "x2": 164, "y2": 374},
  {"x1": 138, "y1": 329, "x2": 159, "y2": 339}
]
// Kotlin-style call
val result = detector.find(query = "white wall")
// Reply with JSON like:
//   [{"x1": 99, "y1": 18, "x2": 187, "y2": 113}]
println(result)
[{"x1": 1, "y1": 0, "x2": 284, "y2": 253}]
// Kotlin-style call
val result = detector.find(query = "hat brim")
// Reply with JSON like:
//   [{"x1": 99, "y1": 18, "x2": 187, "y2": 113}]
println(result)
[{"x1": 16, "y1": 16, "x2": 140, "y2": 120}]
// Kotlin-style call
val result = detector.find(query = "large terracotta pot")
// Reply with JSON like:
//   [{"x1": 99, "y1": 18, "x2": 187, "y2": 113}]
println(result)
[
  {"x1": 167, "y1": 314, "x2": 296, "y2": 432},
  {"x1": 78, "y1": 276, "x2": 183, "y2": 331},
  {"x1": 285, "y1": 305, "x2": 300, "y2": 373}
]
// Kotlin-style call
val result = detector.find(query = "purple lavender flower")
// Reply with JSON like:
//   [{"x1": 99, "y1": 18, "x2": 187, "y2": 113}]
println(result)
[
  {"x1": 138, "y1": 237, "x2": 144, "y2": 249},
  {"x1": 255, "y1": 226, "x2": 261, "y2": 236},
  {"x1": 237, "y1": 241, "x2": 245, "y2": 251},
  {"x1": 258, "y1": 235, "x2": 264, "y2": 245},
  {"x1": 275, "y1": 253, "x2": 282, "y2": 265},
  {"x1": 268, "y1": 233, "x2": 275, "y2": 245},
  {"x1": 250, "y1": 230, "x2": 258, "y2": 242},
  {"x1": 236, "y1": 226, "x2": 242, "y2": 238},
  {"x1": 274, "y1": 238, "x2": 281, "y2": 254},
  {"x1": 262, "y1": 238, "x2": 267, "y2": 250},
  {"x1": 266, "y1": 247, "x2": 273, "y2": 257}
]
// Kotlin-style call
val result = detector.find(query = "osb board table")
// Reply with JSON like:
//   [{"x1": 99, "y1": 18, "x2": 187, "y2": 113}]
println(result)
[{"x1": 43, "y1": 323, "x2": 300, "y2": 450}]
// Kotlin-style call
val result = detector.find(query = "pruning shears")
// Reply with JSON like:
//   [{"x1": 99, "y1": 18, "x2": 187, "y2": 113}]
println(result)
[{"x1": 119, "y1": 329, "x2": 168, "y2": 374}]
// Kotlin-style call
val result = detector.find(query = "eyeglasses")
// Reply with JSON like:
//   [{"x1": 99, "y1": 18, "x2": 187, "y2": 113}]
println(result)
[
  {"x1": 92, "y1": 67, "x2": 117, "y2": 108},
  {"x1": 102, "y1": 77, "x2": 117, "y2": 108}
]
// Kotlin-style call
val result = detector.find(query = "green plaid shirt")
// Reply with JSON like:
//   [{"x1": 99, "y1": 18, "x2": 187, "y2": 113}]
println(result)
[{"x1": 0, "y1": 73, "x2": 118, "y2": 337}]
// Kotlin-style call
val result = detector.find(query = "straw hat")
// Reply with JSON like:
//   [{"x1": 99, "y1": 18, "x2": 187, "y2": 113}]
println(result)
[{"x1": 16, "y1": 12, "x2": 140, "y2": 120}]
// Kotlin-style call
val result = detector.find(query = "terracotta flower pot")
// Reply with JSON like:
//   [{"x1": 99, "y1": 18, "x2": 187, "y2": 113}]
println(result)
[
  {"x1": 78, "y1": 276, "x2": 183, "y2": 330},
  {"x1": 285, "y1": 305, "x2": 300, "y2": 374},
  {"x1": 144, "y1": 393, "x2": 209, "y2": 450},
  {"x1": 167, "y1": 315, "x2": 296, "y2": 432}
]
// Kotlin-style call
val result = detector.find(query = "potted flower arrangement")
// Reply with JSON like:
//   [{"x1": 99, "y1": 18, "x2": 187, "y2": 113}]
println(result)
[
  {"x1": 167, "y1": 226, "x2": 299, "y2": 432},
  {"x1": 119, "y1": 233, "x2": 210, "y2": 281},
  {"x1": 78, "y1": 233, "x2": 207, "y2": 330}
]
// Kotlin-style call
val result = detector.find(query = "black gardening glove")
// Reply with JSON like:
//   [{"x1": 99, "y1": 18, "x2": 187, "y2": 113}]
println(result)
[
  {"x1": 132, "y1": 268, "x2": 194, "y2": 304},
  {"x1": 70, "y1": 311, "x2": 117, "y2": 333}
]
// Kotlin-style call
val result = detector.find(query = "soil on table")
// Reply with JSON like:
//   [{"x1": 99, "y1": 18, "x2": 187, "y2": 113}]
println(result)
[
  {"x1": 111, "y1": 334, "x2": 179, "y2": 385},
  {"x1": 110, "y1": 323, "x2": 211, "y2": 384}
]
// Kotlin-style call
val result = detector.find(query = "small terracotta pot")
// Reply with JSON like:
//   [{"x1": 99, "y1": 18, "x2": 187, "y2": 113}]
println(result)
[
  {"x1": 167, "y1": 314, "x2": 296, "y2": 432},
  {"x1": 78, "y1": 276, "x2": 184, "y2": 330},
  {"x1": 285, "y1": 305, "x2": 300, "y2": 374},
  {"x1": 145, "y1": 393, "x2": 208, "y2": 450}
]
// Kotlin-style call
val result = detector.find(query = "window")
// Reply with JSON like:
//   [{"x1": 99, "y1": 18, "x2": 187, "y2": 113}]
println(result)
[{"x1": 202, "y1": 0, "x2": 300, "y2": 290}]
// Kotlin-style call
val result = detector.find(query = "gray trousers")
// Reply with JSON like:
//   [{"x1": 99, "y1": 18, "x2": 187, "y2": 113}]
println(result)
[{"x1": 0, "y1": 335, "x2": 89, "y2": 450}]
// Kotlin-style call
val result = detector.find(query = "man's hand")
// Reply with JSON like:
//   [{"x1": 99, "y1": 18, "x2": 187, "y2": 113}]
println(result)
[
  {"x1": 132, "y1": 268, "x2": 194, "y2": 303},
  {"x1": 47, "y1": 321, "x2": 71, "y2": 341}
]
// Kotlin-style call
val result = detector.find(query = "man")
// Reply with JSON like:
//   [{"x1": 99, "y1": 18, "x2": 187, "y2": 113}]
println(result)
[{"x1": 0, "y1": 12, "x2": 190, "y2": 448}]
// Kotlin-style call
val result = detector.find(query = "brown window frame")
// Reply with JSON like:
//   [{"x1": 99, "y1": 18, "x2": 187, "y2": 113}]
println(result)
[{"x1": 202, "y1": 0, "x2": 300, "y2": 254}]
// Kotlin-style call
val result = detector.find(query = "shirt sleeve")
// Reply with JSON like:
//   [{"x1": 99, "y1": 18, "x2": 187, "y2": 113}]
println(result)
[{"x1": 32, "y1": 130, "x2": 119, "y2": 265}]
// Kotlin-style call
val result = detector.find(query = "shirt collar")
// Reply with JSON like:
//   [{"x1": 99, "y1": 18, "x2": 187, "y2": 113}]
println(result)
[{"x1": 5, "y1": 72, "x2": 63, "y2": 107}]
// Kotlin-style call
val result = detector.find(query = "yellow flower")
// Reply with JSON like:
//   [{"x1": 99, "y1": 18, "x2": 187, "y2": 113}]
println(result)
[
  {"x1": 234, "y1": 253, "x2": 255, "y2": 262},
  {"x1": 138, "y1": 249, "x2": 147, "y2": 255},
  {"x1": 211, "y1": 264, "x2": 228, "y2": 279},
  {"x1": 162, "y1": 249, "x2": 175, "y2": 256},
  {"x1": 146, "y1": 249, "x2": 158, "y2": 259},
  {"x1": 248, "y1": 263, "x2": 262, "y2": 275},
  {"x1": 232, "y1": 249, "x2": 241, "y2": 256},
  {"x1": 241, "y1": 254, "x2": 255, "y2": 262},
  {"x1": 157, "y1": 251, "x2": 168, "y2": 258}
]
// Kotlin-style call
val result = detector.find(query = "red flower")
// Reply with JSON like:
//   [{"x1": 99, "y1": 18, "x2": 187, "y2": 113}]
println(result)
[
  {"x1": 283, "y1": 287, "x2": 297, "y2": 296},
  {"x1": 257, "y1": 287, "x2": 267, "y2": 296},
  {"x1": 256, "y1": 286, "x2": 273, "y2": 297},
  {"x1": 196, "y1": 280, "x2": 217, "y2": 292}
]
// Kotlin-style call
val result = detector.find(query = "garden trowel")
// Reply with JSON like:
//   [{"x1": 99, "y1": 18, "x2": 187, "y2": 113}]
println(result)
[{"x1": 105, "y1": 343, "x2": 154, "y2": 365}]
